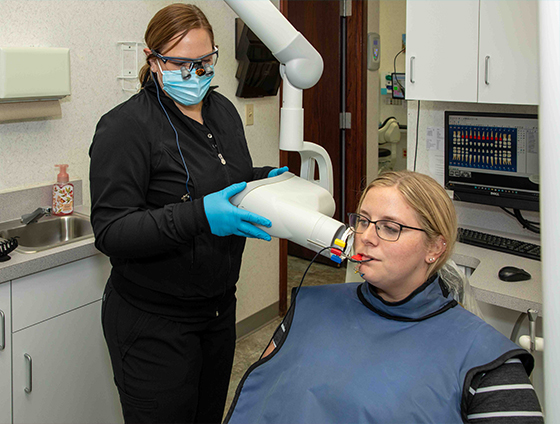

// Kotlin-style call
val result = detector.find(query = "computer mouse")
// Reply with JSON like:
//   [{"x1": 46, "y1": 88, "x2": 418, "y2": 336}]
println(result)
[{"x1": 498, "y1": 266, "x2": 532, "y2": 282}]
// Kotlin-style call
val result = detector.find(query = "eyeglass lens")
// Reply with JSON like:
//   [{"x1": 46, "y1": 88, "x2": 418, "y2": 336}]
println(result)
[
  {"x1": 171, "y1": 52, "x2": 218, "y2": 70},
  {"x1": 349, "y1": 214, "x2": 402, "y2": 241}
]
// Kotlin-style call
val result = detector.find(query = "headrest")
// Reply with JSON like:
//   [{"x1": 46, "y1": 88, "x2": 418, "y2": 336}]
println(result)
[{"x1": 379, "y1": 117, "x2": 401, "y2": 144}]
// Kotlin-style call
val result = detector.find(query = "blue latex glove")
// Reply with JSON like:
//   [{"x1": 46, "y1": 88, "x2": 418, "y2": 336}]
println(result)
[
  {"x1": 203, "y1": 182, "x2": 272, "y2": 241},
  {"x1": 268, "y1": 166, "x2": 289, "y2": 178}
]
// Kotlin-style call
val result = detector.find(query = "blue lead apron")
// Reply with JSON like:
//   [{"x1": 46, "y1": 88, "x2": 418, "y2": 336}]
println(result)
[{"x1": 226, "y1": 279, "x2": 531, "y2": 424}]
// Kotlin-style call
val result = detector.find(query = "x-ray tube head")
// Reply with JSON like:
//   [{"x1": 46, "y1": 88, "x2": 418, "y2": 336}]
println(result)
[{"x1": 230, "y1": 173, "x2": 352, "y2": 259}]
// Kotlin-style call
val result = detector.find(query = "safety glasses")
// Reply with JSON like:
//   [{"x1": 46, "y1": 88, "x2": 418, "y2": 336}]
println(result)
[{"x1": 151, "y1": 48, "x2": 219, "y2": 71}]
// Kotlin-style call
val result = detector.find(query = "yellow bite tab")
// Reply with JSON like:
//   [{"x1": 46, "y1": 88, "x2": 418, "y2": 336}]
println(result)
[{"x1": 334, "y1": 239, "x2": 346, "y2": 248}]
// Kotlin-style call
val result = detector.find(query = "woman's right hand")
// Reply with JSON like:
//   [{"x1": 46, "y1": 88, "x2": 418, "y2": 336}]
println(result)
[{"x1": 203, "y1": 182, "x2": 272, "y2": 241}]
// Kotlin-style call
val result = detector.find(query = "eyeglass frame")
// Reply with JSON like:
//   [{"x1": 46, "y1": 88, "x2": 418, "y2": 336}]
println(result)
[
  {"x1": 151, "y1": 47, "x2": 219, "y2": 71},
  {"x1": 347, "y1": 212, "x2": 426, "y2": 242}
]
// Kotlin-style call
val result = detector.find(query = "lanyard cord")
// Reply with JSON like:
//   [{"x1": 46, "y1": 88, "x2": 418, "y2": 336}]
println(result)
[{"x1": 152, "y1": 72, "x2": 192, "y2": 201}]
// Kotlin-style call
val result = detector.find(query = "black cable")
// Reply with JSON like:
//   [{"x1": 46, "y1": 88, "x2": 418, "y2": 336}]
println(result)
[
  {"x1": 414, "y1": 100, "x2": 420, "y2": 171},
  {"x1": 510, "y1": 312, "x2": 527, "y2": 342},
  {"x1": 258, "y1": 246, "x2": 333, "y2": 361},
  {"x1": 393, "y1": 47, "x2": 406, "y2": 95},
  {"x1": 500, "y1": 207, "x2": 516, "y2": 219},
  {"x1": 258, "y1": 245, "x2": 373, "y2": 361},
  {"x1": 500, "y1": 207, "x2": 540, "y2": 226},
  {"x1": 513, "y1": 209, "x2": 540, "y2": 234},
  {"x1": 393, "y1": 47, "x2": 405, "y2": 73}
]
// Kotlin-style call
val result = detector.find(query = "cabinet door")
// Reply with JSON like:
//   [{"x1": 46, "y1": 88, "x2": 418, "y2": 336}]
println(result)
[
  {"x1": 406, "y1": 0, "x2": 479, "y2": 102},
  {"x1": 12, "y1": 254, "x2": 111, "y2": 332},
  {"x1": 478, "y1": 0, "x2": 539, "y2": 105},
  {"x1": 0, "y1": 283, "x2": 11, "y2": 424},
  {"x1": 12, "y1": 301, "x2": 122, "y2": 424}
]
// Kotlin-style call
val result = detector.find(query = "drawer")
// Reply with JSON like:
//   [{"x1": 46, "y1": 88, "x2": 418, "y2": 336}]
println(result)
[{"x1": 12, "y1": 255, "x2": 111, "y2": 332}]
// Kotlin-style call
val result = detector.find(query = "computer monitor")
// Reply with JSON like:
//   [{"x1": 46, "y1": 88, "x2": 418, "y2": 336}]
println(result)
[{"x1": 444, "y1": 111, "x2": 539, "y2": 211}]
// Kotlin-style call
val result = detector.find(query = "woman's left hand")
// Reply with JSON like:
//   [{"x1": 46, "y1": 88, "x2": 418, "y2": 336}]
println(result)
[{"x1": 268, "y1": 166, "x2": 289, "y2": 178}]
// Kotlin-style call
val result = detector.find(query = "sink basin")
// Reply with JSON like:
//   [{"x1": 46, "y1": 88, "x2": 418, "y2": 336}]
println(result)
[{"x1": 0, "y1": 212, "x2": 94, "y2": 253}]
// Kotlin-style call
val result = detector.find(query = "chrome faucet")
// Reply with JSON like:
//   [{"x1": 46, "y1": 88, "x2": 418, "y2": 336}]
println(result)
[{"x1": 21, "y1": 207, "x2": 52, "y2": 225}]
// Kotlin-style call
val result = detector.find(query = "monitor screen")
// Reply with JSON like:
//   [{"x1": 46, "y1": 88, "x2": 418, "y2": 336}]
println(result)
[
  {"x1": 391, "y1": 73, "x2": 405, "y2": 99},
  {"x1": 444, "y1": 111, "x2": 539, "y2": 211}
]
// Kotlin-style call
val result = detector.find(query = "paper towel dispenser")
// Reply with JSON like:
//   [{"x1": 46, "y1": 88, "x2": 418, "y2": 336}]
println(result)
[{"x1": 0, "y1": 47, "x2": 71, "y2": 102}]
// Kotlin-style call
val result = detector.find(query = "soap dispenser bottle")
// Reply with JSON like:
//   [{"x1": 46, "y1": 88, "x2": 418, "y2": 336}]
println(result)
[{"x1": 52, "y1": 164, "x2": 74, "y2": 216}]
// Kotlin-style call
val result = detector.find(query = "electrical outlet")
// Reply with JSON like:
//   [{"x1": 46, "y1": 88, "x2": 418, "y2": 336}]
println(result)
[
  {"x1": 245, "y1": 104, "x2": 254, "y2": 126},
  {"x1": 402, "y1": 148, "x2": 407, "y2": 158}
]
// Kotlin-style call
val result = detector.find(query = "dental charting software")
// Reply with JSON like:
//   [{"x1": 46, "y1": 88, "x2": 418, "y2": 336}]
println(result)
[{"x1": 445, "y1": 111, "x2": 539, "y2": 211}]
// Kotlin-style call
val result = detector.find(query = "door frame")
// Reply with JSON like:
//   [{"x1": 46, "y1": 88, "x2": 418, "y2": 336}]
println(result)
[{"x1": 278, "y1": 0, "x2": 368, "y2": 315}]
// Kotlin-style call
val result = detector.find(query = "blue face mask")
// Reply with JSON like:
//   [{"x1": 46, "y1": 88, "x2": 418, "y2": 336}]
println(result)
[{"x1": 157, "y1": 61, "x2": 214, "y2": 106}]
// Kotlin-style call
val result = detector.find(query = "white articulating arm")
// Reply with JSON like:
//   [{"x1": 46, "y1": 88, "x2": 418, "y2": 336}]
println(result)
[
  {"x1": 225, "y1": 0, "x2": 347, "y2": 262},
  {"x1": 223, "y1": 0, "x2": 323, "y2": 89},
  {"x1": 224, "y1": 0, "x2": 333, "y2": 194}
]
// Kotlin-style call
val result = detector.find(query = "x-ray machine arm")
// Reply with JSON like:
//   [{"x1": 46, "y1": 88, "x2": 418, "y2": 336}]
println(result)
[{"x1": 224, "y1": 0, "x2": 355, "y2": 262}]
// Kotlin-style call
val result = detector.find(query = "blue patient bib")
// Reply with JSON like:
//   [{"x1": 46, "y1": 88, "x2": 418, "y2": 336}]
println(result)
[{"x1": 226, "y1": 280, "x2": 530, "y2": 424}]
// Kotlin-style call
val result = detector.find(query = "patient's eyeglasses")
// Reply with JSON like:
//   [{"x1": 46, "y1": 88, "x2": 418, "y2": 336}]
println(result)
[{"x1": 347, "y1": 213, "x2": 426, "y2": 242}]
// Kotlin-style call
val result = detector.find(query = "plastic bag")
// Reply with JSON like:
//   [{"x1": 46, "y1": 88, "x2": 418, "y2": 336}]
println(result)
[{"x1": 439, "y1": 260, "x2": 485, "y2": 320}]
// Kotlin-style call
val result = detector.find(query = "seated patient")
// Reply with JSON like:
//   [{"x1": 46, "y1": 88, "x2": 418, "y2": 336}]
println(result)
[{"x1": 225, "y1": 170, "x2": 543, "y2": 424}]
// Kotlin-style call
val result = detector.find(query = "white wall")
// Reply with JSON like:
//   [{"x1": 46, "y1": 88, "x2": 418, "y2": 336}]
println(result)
[
  {"x1": 377, "y1": 0, "x2": 407, "y2": 174},
  {"x1": 0, "y1": 0, "x2": 281, "y2": 323},
  {"x1": 379, "y1": 0, "x2": 407, "y2": 125}
]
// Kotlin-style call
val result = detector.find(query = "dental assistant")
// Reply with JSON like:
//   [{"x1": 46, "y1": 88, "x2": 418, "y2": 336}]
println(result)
[{"x1": 89, "y1": 4, "x2": 286, "y2": 423}]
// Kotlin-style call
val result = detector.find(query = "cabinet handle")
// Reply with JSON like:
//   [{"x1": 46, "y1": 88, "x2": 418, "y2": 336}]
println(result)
[
  {"x1": 410, "y1": 56, "x2": 416, "y2": 83},
  {"x1": 485, "y1": 56, "x2": 490, "y2": 85},
  {"x1": 0, "y1": 310, "x2": 4, "y2": 351},
  {"x1": 24, "y1": 353, "x2": 32, "y2": 393}
]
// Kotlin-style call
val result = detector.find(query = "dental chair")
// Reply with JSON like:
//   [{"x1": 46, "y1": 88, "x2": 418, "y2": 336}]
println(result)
[{"x1": 378, "y1": 117, "x2": 401, "y2": 174}]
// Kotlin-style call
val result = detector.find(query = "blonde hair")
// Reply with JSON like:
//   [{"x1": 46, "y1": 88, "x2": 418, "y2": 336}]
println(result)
[
  {"x1": 139, "y1": 3, "x2": 215, "y2": 86},
  {"x1": 357, "y1": 170, "x2": 457, "y2": 278}
]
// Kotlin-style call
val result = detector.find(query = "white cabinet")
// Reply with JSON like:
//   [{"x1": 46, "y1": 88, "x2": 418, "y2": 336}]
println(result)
[
  {"x1": 9, "y1": 255, "x2": 122, "y2": 424},
  {"x1": 0, "y1": 282, "x2": 11, "y2": 424},
  {"x1": 478, "y1": 0, "x2": 539, "y2": 105},
  {"x1": 405, "y1": 0, "x2": 479, "y2": 103},
  {"x1": 406, "y1": 0, "x2": 538, "y2": 105},
  {"x1": 12, "y1": 301, "x2": 120, "y2": 424}
]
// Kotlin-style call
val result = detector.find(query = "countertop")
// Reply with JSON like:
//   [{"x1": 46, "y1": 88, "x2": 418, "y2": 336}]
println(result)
[
  {"x1": 0, "y1": 206, "x2": 100, "y2": 283},
  {"x1": 453, "y1": 226, "x2": 542, "y2": 315}
]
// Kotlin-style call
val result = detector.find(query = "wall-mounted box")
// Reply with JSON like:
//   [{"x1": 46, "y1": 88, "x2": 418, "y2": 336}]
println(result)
[{"x1": 0, "y1": 47, "x2": 71, "y2": 102}]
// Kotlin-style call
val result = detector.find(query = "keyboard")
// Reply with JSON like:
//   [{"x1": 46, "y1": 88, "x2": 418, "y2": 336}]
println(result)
[{"x1": 457, "y1": 227, "x2": 541, "y2": 261}]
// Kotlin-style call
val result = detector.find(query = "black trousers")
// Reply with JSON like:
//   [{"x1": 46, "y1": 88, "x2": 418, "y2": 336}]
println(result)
[{"x1": 101, "y1": 281, "x2": 236, "y2": 424}]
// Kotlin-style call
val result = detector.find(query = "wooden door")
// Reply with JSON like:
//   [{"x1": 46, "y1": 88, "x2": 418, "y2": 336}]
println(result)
[
  {"x1": 279, "y1": 0, "x2": 367, "y2": 314},
  {"x1": 284, "y1": 0, "x2": 343, "y2": 264}
]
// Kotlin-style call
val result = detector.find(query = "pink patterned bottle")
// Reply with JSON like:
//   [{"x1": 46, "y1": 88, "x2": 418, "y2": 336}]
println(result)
[{"x1": 52, "y1": 164, "x2": 74, "y2": 216}]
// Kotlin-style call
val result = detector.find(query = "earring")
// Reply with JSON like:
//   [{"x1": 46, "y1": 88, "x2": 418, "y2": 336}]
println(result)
[{"x1": 429, "y1": 258, "x2": 435, "y2": 263}]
